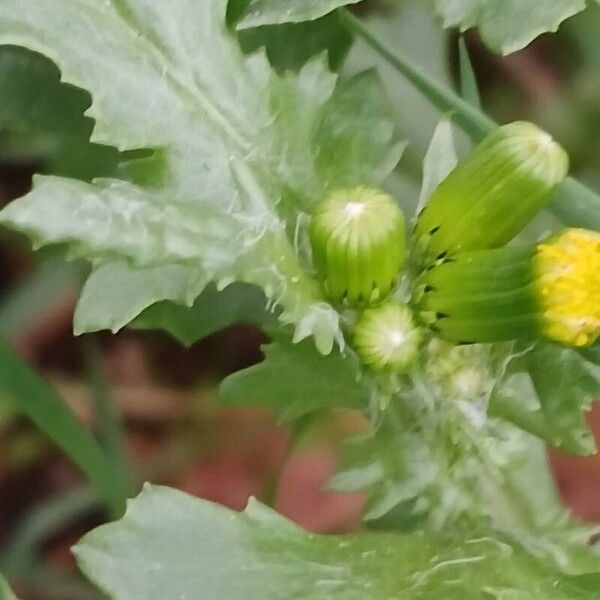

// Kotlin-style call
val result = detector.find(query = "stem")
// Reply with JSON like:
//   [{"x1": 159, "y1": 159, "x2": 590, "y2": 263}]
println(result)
[
  {"x1": 339, "y1": 8, "x2": 600, "y2": 231},
  {"x1": 338, "y1": 9, "x2": 495, "y2": 141}
]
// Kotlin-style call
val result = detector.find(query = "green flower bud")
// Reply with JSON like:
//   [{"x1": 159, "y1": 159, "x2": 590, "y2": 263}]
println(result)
[
  {"x1": 415, "y1": 229, "x2": 600, "y2": 348},
  {"x1": 415, "y1": 122, "x2": 569, "y2": 263},
  {"x1": 310, "y1": 187, "x2": 405, "y2": 306},
  {"x1": 353, "y1": 302, "x2": 421, "y2": 372}
]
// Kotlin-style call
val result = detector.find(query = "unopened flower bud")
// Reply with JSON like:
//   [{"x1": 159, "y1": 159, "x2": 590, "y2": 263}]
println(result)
[
  {"x1": 310, "y1": 187, "x2": 405, "y2": 306},
  {"x1": 353, "y1": 302, "x2": 421, "y2": 372},
  {"x1": 415, "y1": 122, "x2": 569, "y2": 263},
  {"x1": 415, "y1": 228, "x2": 600, "y2": 348}
]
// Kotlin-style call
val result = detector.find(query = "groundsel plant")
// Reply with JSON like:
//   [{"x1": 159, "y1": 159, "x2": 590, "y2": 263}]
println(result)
[{"x1": 2, "y1": 1, "x2": 600, "y2": 598}]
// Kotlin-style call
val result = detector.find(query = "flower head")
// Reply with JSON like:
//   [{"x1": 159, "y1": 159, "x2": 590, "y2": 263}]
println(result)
[
  {"x1": 535, "y1": 228, "x2": 600, "y2": 347},
  {"x1": 310, "y1": 187, "x2": 405, "y2": 306},
  {"x1": 415, "y1": 228, "x2": 600, "y2": 348},
  {"x1": 415, "y1": 122, "x2": 569, "y2": 263},
  {"x1": 353, "y1": 302, "x2": 421, "y2": 372}
]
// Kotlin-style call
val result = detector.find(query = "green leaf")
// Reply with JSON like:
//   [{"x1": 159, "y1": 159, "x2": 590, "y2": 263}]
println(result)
[
  {"x1": 0, "y1": 339, "x2": 127, "y2": 516},
  {"x1": 0, "y1": 45, "x2": 120, "y2": 180},
  {"x1": 0, "y1": 0, "x2": 406, "y2": 353},
  {"x1": 237, "y1": 0, "x2": 362, "y2": 29},
  {"x1": 75, "y1": 484, "x2": 600, "y2": 600},
  {"x1": 418, "y1": 118, "x2": 458, "y2": 214},
  {"x1": 231, "y1": 4, "x2": 353, "y2": 73},
  {"x1": 133, "y1": 283, "x2": 272, "y2": 346},
  {"x1": 0, "y1": 575, "x2": 17, "y2": 600},
  {"x1": 434, "y1": 0, "x2": 586, "y2": 55},
  {"x1": 330, "y1": 414, "x2": 437, "y2": 521},
  {"x1": 481, "y1": 426, "x2": 600, "y2": 576},
  {"x1": 220, "y1": 336, "x2": 368, "y2": 421},
  {"x1": 314, "y1": 69, "x2": 406, "y2": 189},
  {"x1": 527, "y1": 342, "x2": 599, "y2": 456}
]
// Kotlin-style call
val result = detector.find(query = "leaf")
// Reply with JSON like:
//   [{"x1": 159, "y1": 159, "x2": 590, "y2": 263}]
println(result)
[
  {"x1": 417, "y1": 118, "x2": 458, "y2": 214},
  {"x1": 0, "y1": 0, "x2": 405, "y2": 353},
  {"x1": 481, "y1": 424, "x2": 600, "y2": 576},
  {"x1": 435, "y1": 0, "x2": 586, "y2": 55},
  {"x1": 315, "y1": 69, "x2": 406, "y2": 189},
  {"x1": 74, "y1": 484, "x2": 600, "y2": 600},
  {"x1": 237, "y1": 0, "x2": 362, "y2": 29},
  {"x1": 0, "y1": 45, "x2": 120, "y2": 180},
  {"x1": 526, "y1": 342, "x2": 599, "y2": 456},
  {"x1": 330, "y1": 414, "x2": 437, "y2": 521},
  {"x1": 0, "y1": 339, "x2": 127, "y2": 516},
  {"x1": 132, "y1": 283, "x2": 272, "y2": 346},
  {"x1": 0, "y1": 575, "x2": 17, "y2": 600},
  {"x1": 220, "y1": 336, "x2": 368, "y2": 421},
  {"x1": 229, "y1": 1, "x2": 353, "y2": 73}
]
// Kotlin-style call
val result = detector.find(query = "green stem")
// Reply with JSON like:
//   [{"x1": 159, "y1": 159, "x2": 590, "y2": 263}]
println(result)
[
  {"x1": 338, "y1": 9, "x2": 495, "y2": 140},
  {"x1": 339, "y1": 8, "x2": 600, "y2": 231}
]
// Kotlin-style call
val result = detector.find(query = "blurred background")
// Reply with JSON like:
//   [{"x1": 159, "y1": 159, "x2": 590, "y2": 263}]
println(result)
[{"x1": 2, "y1": 1, "x2": 600, "y2": 597}]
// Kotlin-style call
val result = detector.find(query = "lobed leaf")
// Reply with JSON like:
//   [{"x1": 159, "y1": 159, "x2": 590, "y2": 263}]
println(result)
[
  {"x1": 75, "y1": 484, "x2": 600, "y2": 600},
  {"x1": 229, "y1": 1, "x2": 353, "y2": 72},
  {"x1": 133, "y1": 283, "x2": 272, "y2": 346},
  {"x1": 220, "y1": 336, "x2": 368, "y2": 421},
  {"x1": 526, "y1": 343, "x2": 600, "y2": 456},
  {"x1": 330, "y1": 415, "x2": 437, "y2": 521},
  {"x1": 237, "y1": 0, "x2": 362, "y2": 29},
  {"x1": 0, "y1": 0, "x2": 403, "y2": 353},
  {"x1": 435, "y1": 0, "x2": 587, "y2": 55},
  {"x1": 0, "y1": 45, "x2": 119, "y2": 180}
]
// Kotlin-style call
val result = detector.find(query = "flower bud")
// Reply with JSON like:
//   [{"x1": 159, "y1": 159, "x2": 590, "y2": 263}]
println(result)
[
  {"x1": 415, "y1": 229, "x2": 600, "y2": 348},
  {"x1": 353, "y1": 302, "x2": 421, "y2": 372},
  {"x1": 310, "y1": 187, "x2": 405, "y2": 306},
  {"x1": 415, "y1": 122, "x2": 569, "y2": 263}
]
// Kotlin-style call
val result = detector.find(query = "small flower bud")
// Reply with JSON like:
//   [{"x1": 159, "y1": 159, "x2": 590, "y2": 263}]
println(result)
[
  {"x1": 353, "y1": 302, "x2": 421, "y2": 372},
  {"x1": 310, "y1": 187, "x2": 405, "y2": 306},
  {"x1": 415, "y1": 228, "x2": 600, "y2": 348},
  {"x1": 415, "y1": 122, "x2": 569, "y2": 263}
]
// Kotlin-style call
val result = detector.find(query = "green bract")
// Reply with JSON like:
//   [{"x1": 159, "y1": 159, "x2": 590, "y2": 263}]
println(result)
[
  {"x1": 309, "y1": 187, "x2": 405, "y2": 306},
  {"x1": 415, "y1": 122, "x2": 569, "y2": 263},
  {"x1": 353, "y1": 302, "x2": 421, "y2": 372}
]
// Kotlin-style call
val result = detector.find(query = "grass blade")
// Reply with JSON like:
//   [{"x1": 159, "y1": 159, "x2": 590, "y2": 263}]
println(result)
[{"x1": 0, "y1": 339, "x2": 127, "y2": 516}]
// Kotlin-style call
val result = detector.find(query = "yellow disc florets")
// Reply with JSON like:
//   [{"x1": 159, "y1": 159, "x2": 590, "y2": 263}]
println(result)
[{"x1": 535, "y1": 228, "x2": 600, "y2": 347}]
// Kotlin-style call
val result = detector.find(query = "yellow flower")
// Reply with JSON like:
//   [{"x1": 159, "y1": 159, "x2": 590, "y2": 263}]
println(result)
[
  {"x1": 535, "y1": 229, "x2": 600, "y2": 347},
  {"x1": 415, "y1": 228, "x2": 600, "y2": 348}
]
